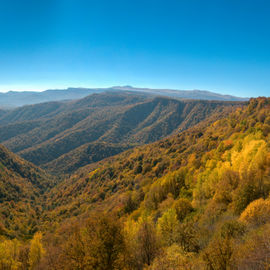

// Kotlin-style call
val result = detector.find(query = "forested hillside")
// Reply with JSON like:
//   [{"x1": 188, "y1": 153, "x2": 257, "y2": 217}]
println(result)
[
  {"x1": 0, "y1": 97, "x2": 269, "y2": 269},
  {"x1": 0, "y1": 0, "x2": 267, "y2": 268},
  {"x1": 0, "y1": 144, "x2": 53, "y2": 239},
  {"x1": 0, "y1": 92, "x2": 242, "y2": 175},
  {"x1": 36, "y1": 97, "x2": 269, "y2": 269}
]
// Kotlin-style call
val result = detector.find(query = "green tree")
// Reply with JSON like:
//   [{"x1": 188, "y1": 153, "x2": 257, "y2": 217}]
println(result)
[
  {"x1": 157, "y1": 209, "x2": 179, "y2": 246},
  {"x1": 173, "y1": 198, "x2": 193, "y2": 222}
]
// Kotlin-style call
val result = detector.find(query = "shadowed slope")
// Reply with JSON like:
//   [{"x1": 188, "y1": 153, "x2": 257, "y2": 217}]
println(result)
[{"x1": 0, "y1": 144, "x2": 53, "y2": 238}]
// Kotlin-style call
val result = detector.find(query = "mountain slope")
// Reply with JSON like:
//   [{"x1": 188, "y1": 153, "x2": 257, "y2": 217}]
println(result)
[
  {"x1": 40, "y1": 97, "x2": 270, "y2": 269},
  {"x1": 46, "y1": 97, "x2": 265, "y2": 217},
  {"x1": 0, "y1": 91, "x2": 148, "y2": 125},
  {"x1": 0, "y1": 92, "x2": 244, "y2": 174},
  {"x1": 0, "y1": 97, "x2": 269, "y2": 269},
  {"x1": 0, "y1": 144, "x2": 53, "y2": 238}
]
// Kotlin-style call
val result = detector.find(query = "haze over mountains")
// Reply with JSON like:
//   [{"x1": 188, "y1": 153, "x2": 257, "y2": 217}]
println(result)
[
  {"x1": 0, "y1": 86, "x2": 248, "y2": 107},
  {"x1": 0, "y1": 0, "x2": 269, "y2": 266},
  {"x1": 0, "y1": 91, "x2": 244, "y2": 175}
]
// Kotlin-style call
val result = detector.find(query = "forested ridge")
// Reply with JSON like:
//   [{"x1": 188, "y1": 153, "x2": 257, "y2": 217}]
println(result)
[
  {"x1": 1, "y1": 97, "x2": 270, "y2": 269},
  {"x1": 0, "y1": 92, "x2": 241, "y2": 175}
]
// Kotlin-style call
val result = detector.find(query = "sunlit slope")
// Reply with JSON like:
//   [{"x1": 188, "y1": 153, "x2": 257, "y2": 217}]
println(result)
[{"x1": 45, "y1": 97, "x2": 269, "y2": 231}]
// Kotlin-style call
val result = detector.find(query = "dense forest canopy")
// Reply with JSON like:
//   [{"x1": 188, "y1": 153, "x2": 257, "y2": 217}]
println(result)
[{"x1": 0, "y1": 97, "x2": 270, "y2": 269}]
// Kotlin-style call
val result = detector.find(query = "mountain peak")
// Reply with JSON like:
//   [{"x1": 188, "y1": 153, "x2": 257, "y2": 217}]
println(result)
[{"x1": 111, "y1": 85, "x2": 135, "y2": 89}]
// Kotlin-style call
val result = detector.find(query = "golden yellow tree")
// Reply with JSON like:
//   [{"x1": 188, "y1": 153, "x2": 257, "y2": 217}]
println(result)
[
  {"x1": 239, "y1": 198, "x2": 270, "y2": 226},
  {"x1": 0, "y1": 239, "x2": 21, "y2": 270},
  {"x1": 28, "y1": 232, "x2": 45, "y2": 270}
]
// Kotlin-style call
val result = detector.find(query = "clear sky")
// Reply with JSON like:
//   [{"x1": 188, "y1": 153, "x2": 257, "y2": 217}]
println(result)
[{"x1": 0, "y1": 0, "x2": 269, "y2": 97}]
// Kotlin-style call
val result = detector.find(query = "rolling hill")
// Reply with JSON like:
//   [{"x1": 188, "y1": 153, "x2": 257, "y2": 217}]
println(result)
[{"x1": 0, "y1": 92, "x2": 244, "y2": 175}]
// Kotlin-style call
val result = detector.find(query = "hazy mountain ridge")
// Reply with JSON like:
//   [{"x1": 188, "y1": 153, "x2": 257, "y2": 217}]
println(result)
[
  {"x1": 0, "y1": 91, "x2": 149, "y2": 124},
  {"x1": 0, "y1": 86, "x2": 248, "y2": 107},
  {"x1": 0, "y1": 88, "x2": 102, "y2": 107},
  {"x1": 111, "y1": 85, "x2": 248, "y2": 101}
]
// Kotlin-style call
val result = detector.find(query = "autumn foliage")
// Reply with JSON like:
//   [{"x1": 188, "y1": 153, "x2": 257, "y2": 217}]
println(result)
[{"x1": 0, "y1": 97, "x2": 270, "y2": 269}]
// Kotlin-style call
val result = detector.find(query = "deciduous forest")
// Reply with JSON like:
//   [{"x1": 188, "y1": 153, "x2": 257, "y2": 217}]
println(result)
[{"x1": 0, "y1": 97, "x2": 270, "y2": 269}]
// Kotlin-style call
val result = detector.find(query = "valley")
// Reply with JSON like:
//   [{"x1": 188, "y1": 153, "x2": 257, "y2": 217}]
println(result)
[
  {"x1": 0, "y1": 94, "x2": 270, "y2": 269},
  {"x1": 1, "y1": 1, "x2": 268, "y2": 268},
  {"x1": 0, "y1": 92, "x2": 243, "y2": 175}
]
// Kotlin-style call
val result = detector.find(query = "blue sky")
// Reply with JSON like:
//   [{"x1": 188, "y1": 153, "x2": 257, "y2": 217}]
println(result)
[{"x1": 0, "y1": 0, "x2": 269, "y2": 97}]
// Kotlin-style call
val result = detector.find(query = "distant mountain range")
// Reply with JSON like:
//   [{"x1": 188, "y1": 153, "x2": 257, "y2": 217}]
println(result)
[{"x1": 0, "y1": 86, "x2": 248, "y2": 107}]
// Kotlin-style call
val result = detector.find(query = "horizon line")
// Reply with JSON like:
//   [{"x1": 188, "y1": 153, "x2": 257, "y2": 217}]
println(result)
[{"x1": 0, "y1": 85, "x2": 250, "y2": 98}]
